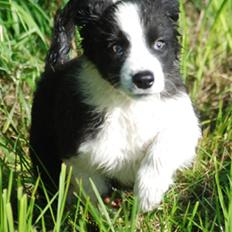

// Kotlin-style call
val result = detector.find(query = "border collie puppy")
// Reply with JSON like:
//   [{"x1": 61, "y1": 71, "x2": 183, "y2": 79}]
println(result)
[{"x1": 30, "y1": 0, "x2": 201, "y2": 212}]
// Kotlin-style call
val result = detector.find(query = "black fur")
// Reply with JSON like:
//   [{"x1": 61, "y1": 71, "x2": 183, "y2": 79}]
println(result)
[{"x1": 30, "y1": 59, "x2": 104, "y2": 192}]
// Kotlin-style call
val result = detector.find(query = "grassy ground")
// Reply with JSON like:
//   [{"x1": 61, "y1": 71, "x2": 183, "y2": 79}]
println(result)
[{"x1": 0, "y1": 0, "x2": 231, "y2": 231}]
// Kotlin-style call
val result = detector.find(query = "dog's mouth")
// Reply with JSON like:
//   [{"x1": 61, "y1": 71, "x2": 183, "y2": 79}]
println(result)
[
  {"x1": 118, "y1": 70, "x2": 165, "y2": 98},
  {"x1": 119, "y1": 84, "x2": 157, "y2": 99},
  {"x1": 103, "y1": 72, "x2": 162, "y2": 98}
]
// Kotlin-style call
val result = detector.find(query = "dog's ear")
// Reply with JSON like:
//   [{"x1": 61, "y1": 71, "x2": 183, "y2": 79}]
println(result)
[
  {"x1": 67, "y1": 0, "x2": 114, "y2": 26},
  {"x1": 161, "y1": 0, "x2": 179, "y2": 22}
]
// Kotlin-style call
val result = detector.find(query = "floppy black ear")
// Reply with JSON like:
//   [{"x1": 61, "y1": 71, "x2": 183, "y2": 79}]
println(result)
[
  {"x1": 45, "y1": 0, "x2": 114, "y2": 70},
  {"x1": 66, "y1": 0, "x2": 113, "y2": 26},
  {"x1": 161, "y1": 0, "x2": 179, "y2": 22}
]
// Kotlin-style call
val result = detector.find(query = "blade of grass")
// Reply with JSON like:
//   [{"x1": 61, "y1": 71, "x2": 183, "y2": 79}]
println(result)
[
  {"x1": 55, "y1": 164, "x2": 72, "y2": 232},
  {"x1": 90, "y1": 179, "x2": 115, "y2": 232}
]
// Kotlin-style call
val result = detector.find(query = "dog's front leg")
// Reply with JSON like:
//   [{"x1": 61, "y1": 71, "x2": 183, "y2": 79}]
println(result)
[{"x1": 134, "y1": 128, "x2": 199, "y2": 213}]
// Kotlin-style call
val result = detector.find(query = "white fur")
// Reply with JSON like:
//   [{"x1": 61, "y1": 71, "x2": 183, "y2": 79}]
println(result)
[
  {"x1": 115, "y1": 3, "x2": 165, "y2": 95},
  {"x1": 64, "y1": 59, "x2": 201, "y2": 212}
]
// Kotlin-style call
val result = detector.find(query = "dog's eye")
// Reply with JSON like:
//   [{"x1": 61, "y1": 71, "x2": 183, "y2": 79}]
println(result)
[
  {"x1": 112, "y1": 44, "x2": 124, "y2": 56},
  {"x1": 153, "y1": 40, "x2": 166, "y2": 51}
]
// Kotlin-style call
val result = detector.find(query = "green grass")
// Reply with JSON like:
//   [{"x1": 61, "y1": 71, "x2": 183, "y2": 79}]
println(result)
[{"x1": 0, "y1": 0, "x2": 232, "y2": 231}]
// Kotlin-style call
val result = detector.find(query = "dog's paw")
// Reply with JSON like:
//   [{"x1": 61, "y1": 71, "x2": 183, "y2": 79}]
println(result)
[
  {"x1": 134, "y1": 177, "x2": 172, "y2": 213},
  {"x1": 137, "y1": 187, "x2": 163, "y2": 213}
]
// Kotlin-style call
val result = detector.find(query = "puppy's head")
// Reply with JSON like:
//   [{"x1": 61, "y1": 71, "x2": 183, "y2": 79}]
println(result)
[{"x1": 75, "y1": 0, "x2": 182, "y2": 97}]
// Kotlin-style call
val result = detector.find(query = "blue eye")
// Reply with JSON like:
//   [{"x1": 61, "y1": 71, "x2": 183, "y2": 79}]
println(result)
[
  {"x1": 153, "y1": 40, "x2": 166, "y2": 50},
  {"x1": 112, "y1": 44, "x2": 124, "y2": 56}
]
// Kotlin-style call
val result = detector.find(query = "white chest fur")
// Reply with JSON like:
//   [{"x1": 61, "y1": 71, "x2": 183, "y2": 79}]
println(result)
[
  {"x1": 66, "y1": 93, "x2": 199, "y2": 186},
  {"x1": 77, "y1": 97, "x2": 163, "y2": 184}
]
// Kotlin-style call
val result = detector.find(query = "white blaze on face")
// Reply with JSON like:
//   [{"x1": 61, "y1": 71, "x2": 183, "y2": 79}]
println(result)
[{"x1": 115, "y1": 2, "x2": 165, "y2": 95}]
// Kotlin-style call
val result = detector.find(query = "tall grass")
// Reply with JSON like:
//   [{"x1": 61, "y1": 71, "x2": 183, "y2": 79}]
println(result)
[{"x1": 0, "y1": 0, "x2": 232, "y2": 231}]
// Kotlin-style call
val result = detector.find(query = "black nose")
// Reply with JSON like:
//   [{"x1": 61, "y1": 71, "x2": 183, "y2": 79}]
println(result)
[{"x1": 132, "y1": 71, "x2": 155, "y2": 89}]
